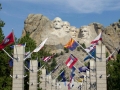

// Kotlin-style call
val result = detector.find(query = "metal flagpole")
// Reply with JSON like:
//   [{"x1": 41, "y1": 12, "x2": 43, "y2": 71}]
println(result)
[
  {"x1": 54, "y1": 70, "x2": 64, "y2": 80},
  {"x1": 2, "y1": 49, "x2": 14, "y2": 60},
  {"x1": 12, "y1": 29, "x2": 19, "y2": 61},
  {"x1": 74, "y1": 39, "x2": 95, "y2": 60}
]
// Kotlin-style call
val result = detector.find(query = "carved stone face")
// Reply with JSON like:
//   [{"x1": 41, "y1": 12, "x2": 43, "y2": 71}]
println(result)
[
  {"x1": 63, "y1": 21, "x2": 70, "y2": 33},
  {"x1": 80, "y1": 26, "x2": 89, "y2": 39},
  {"x1": 70, "y1": 26, "x2": 78, "y2": 38},
  {"x1": 53, "y1": 17, "x2": 63, "y2": 29}
]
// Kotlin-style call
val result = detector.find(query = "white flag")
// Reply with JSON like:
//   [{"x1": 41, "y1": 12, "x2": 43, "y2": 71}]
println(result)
[{"x1": 33, "y1": 38, "x2": 48, "y2": 52}]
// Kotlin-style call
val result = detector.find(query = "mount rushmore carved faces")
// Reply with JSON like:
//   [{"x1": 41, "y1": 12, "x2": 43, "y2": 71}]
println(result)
[
  {"x1": 53, "y1": 17, "x2": 63, "y2": 29},
  {"x1": 69, "y1": 26, "x2": 78, "y2": 39},
  {"x1": 80, "y1": 26, "x2": 90, "y2": 39},
  {"x1": 63, "y1": 21, "x2": 70, "y2": 33}
]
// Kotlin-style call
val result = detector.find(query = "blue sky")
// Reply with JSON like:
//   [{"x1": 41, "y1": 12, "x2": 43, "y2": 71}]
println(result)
[{"x1": 1, "y1": 0, "x2": 120, "y2": 38}]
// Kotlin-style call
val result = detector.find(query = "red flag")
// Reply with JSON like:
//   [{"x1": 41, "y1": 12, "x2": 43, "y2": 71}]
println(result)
[
  {"x1": 91, "y1": 32, "x2": 102, "y2": 45},
  {"x1": 0, "y1": 32, "x2": 14, "y2": 50},
  {"x1": 65, "y1": 54, "x2": 78, "y2": 69}
]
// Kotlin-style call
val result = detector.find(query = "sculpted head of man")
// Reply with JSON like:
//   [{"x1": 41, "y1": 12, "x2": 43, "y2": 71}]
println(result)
[
  {"x1": 69, "y1": 26, "x2": 78, "y2": 38},
  {"x1": 63, "y1": 21, "x2": 70, "y2": 33},
  {"x1": 53, "y1": 17, "x2": 63, "y2": 29},
  {"x1": 80, "y1": 26, "x2": 90, "y2": 39}
]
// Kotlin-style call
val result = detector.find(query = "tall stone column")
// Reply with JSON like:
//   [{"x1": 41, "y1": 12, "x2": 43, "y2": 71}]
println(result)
[
  {"x1": 90, "y1": 59, "x2": 96, "y2": 90},
  {"x1": 96, "y1": 44, "x2": 107, "y2": 90},
  {"x1": 86, "y1": 70, "x2": 90, "y2": 90},
  {"x1": 29, "y1": 60, "x2": 38, "y2": 90},
  {"x1": 40, "y1": 68, "x2": 47, "y2": 90},
  {"x1": 12, "y1": 45, "x2": 25, "y2": 90}
]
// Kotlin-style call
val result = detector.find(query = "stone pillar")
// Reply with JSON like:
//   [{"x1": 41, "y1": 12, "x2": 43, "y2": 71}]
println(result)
[
  {"x1": 90, "y1": 59, "x2": 96, "y2": 90},
  {"x1": 86, "y1": 70, "x2": 90, "y2": 90},
  {"x1": 96, "y1": 44, "x2": 107, "y2": 90},
  {"x1": 29, "y1": 60, "x2": 38, "y2": 90},
  {"x1": 12, "y1": 45, "x2": 25, "y2": 90},
  {"x1": 46, "y1": 75, "x2": 52, "y2": 90},
  {"x1": 40, "y1": 68, "x2": 47, "y2": 90}
]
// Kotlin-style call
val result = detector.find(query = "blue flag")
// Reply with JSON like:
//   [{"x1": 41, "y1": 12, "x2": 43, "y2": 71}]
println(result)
[
  {"x1": 60, "y1": 71, "x2": 66, "y2": 82},
  {"x1": 84, "y1": 48, "x2": 96, "y2": 61},
  {"x1": 78, "y1": 66, "x2": 89, "y2": 72},
  {"x1": 70, "y1": 66, "x2": 76, "y2": 78},
  {"x1": 8, "y1": 59, "x2": 13, "y2": 67}
]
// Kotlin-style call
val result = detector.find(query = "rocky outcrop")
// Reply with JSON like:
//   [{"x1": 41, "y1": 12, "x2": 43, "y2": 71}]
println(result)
[{"x1": 22, "y1": 14, "x2": 120, "y2": 57}]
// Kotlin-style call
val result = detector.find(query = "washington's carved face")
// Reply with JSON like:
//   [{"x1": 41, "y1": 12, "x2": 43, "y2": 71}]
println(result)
[
  {"x1": 63, "y1": 21, "x2": 70, "y2": 33},
  {"x1": 70, "y1": 26, "x2": 78, "y2": 38},
  {"x1": 53, "y1": 17, "x2": 63, "y2": 29},
  {"x1": 80, "y1": 27, "x2": 89, "y2": 39}
]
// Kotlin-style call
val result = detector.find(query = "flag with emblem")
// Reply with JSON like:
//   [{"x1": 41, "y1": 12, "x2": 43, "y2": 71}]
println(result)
[
  {"x1": 0, "y1": 32, "x2": 14, "y2": 50},
  {"x1": 65, "y1": 54, "x2": 78, "y2": 69}
]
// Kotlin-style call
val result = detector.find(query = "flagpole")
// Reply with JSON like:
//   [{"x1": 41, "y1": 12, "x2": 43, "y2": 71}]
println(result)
[
  {"x1": 12, "y1": 29, "x2": 19, "y2": 61},
  {"x1": 37, "y1": 64, "x2": 45, "y2": 71},
  {"x1": 54, "y1": 70, "x2": 64, "y2": 80},
  {"x1": 74, "y1": 39, "x2": 95, "y2": 60},
  {"x1": 2, "y1": 49, "x2": 14, "y2": 60}
]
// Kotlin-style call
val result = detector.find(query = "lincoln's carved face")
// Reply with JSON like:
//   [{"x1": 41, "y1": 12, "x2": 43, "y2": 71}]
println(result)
[
  {"x1": 53, "y1": 17, "x2": 63, "y2": 29},
  {"x1": 70, "y1": 26, "x2": 78, "y2": 38},
  {"x1": 80, "y1": 26, "x2": 89, "y2": 39},
  {"x1": 63, "y1": 21, "x2": 70, "y2": 33}
]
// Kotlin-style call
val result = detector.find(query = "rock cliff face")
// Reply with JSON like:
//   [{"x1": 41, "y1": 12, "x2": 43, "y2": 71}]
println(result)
[
  {"x1": 22, "y1": 14, "x2": 120, "y2": 79},
  {"x1": 22, "y1": 14, "x2": 120, "y2": 57}
]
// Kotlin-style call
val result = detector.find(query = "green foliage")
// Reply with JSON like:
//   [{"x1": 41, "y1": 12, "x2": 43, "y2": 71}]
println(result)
[
  {"x1": 77, "y1": 47, "x2": 80, "y2": 51},
  {"x1": 106, "y1": 52, "x2": 109, "y2": 58},
  {"x1": 107, "y1": 54, "x2": 120, "y2": 90},
  {"x1": 81, "y1": 43, "x2": 86, "y2": 49},
  {"x1": 64, "y1": 47, "x2": 69, "y2": 53},
  {"x1": 60, "y1": 51, "x2": 64, "y2": 55}
]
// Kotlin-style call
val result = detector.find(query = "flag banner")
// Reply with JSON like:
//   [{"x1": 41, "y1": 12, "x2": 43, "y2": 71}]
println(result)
[
  {"x1": 78, "y1": 66, "x2": 89, "y2": 72},
  {"x1": 0, "y1": 32, "x2": 14, "y2": 50},
  {"x1": 64, "y1": 38, "x2": 79, "y2": 51},
  {"x1": 10, "y1": 43, "x2": 26, "y2": 49},
  {"x1": 33, "y1": 38, "x2": 48, "y2": 52},
  {"x1": 42, "y1": 54, "x2": 54, "y2": 62},
  {"x1": 60, "y1": 71, "x2": 66, "y2": 82},
  {"x1": 8, "y1": 59, "x2": 13, "y2": 67},
  {"x1": 84, "y1": 48, "x2": 96, "y2": 61},
  {"x1": 70, "y1": 66, "x2": 76, "y2": 78},
  {"x1": 77, "y1": 78, "x2": 84, "y2": 82},
  {"x1": 91, "y1": 32, "x2": 102, "y2": 45},
  {"x1": 85, "y1": 44, "x2": 96, "y2": 53},
  {"x1": 25, "y1": 60, "x2": 30, "y2": 69},
  {"x1": 65, "y1": 54, "x2": 78, "y2": 68}
]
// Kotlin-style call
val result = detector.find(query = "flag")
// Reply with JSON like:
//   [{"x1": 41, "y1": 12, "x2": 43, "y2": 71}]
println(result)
[
  {"x1": 70, "y1": 66, "x2": 76, "y2": 78},
  {"x1": 8, "y1": 59, "x2": 13, "y2": 67},
  {"x1": 84, "y1": 48, "x2": 96, "y2": 61},
  {"x1": 78, "y1": 66, "x2": 89, "y2": 72},
  {"x1": 64, "y1": 38, "x2": 79, "y2": 51},
  {"x1": 65, "y1": 54, "x2": 78, "y2": 68},
  {"x1": 25, "y1": 60, "x2": 30, "y2": 69},
  {"x1": 91, "y1": 32, "x2": 102, "y2": 45},
  {"x1": 33, "y1": 38, "x2": 48, "y2": 52},
  {"x1": 77, "y1": 78, "x2": 84, "y2": 82},
  {"x1": 10, "y1": 43, "x2": 26, "y2": 49},
  {"x1": 60, "y1": 71, "x2": 66, "y2": 82},
  {"x1": 42, "y1": 54, "x2": 54, "y2": 62},
  {"x1": 0, "y1": 32, "x2": 14, "y2": 50},
  {"x1": 85, "y1": 44, "x2": 96, "y2": 53}
]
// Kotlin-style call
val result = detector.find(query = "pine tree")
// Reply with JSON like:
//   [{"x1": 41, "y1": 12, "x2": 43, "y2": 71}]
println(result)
[{"x1": 0, "y1": 4, "x2": 12, "y2": 90}]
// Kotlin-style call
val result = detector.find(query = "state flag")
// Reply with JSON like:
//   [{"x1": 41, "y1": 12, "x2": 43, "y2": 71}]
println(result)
[
  {"x1": 0, "y1": 32, "x2": 14, "y2": 50},
  {"x1": 65, "y1": 54, "x2": 78, "y2": 68},
  {"x1": 64, "y1": 38, "x2": 79, "y2": 51},
  {"x1": 33, "y1": 38, "x2": 48, "y2": 52}
]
